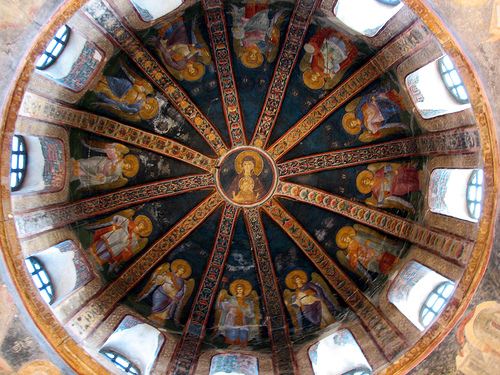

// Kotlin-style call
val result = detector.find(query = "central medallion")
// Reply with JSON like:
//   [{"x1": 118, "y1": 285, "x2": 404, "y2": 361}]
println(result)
[{"x1": 216, "y1": 147, "x2": 277, "y2": 207}]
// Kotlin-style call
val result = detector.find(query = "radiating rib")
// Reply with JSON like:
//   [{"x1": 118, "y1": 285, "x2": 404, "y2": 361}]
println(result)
[
  {"x1": 203, "y1": 0, "x2": 246, "y2": 146},
  {"x1": 261, "y1": 198, "x2": 407, "y2": 361},
  {"x1": 275, "y1": 182, "x2": 474, "y2": 263},
  {"x1": 15, "y1": 174, "x2": 214, "y2": 238},
  {"x1": 83, "y1": 0, "x2": 228, "y2": 156},
  {"x1": 245, "y1": 208, "x2": 297, "y2": 375},
  {"x1": 20, "y1": 92, "x2": 217, "y2": 172},
  {"x1": 278, "y1": 126, "x2": 480, "y2": 177},
  {"x1": 67, "y1": 193, "x2": 224, "y2": 339},
  {"x1": 267, "y1": 21, "x2": 433, "y2": 161},
  {"x1": 251, "y1": 0, "x2": 320, "y2": 148},
  {"x1": 169, "y1": 204, "x2": 239, "y2": 375}
]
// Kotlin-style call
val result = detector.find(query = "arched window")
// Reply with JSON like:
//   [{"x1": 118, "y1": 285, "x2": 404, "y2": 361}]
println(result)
[
  {"x1": 101, "y1": 350, "x2": 141, "y2": 375},
  {"x1": 438, "y1": 55, "x2": 469, "y2": 104},
  {"x1": 466, "y1": 169, "x2": 484, "y2": 220},
  {"x1": 428, "y1": 169, "x2": 483, "y2": 222},
  {"x1": 10, "y1": 135, "x2": 27, "y2": 191},
  {"x1": 420, "y1": 281, "x2": 454, "y2": 328},
  {"x1": 36, "y1": 25, "x2": 71, "y2": 70},
  {"x1": 130, "y1": 0, "x2": 183, "y2": 21},
  {"x1": 100, "y1": 316, "x2": 164, "y2": 375},
  {"x1": 334, "y1": 0, "x2": 404, "y2": 37},
  {"x1": 405, "y1": 56, "x2": 471, "y2": 119},
  {"x1": 209, "y1": 353, "x2": 258, "y2": 375},
  {"x1": 309, "y1": 330, "x2": 372, "y2": 375},
  {"x1": 25, "y1": 257, "x2": 54, "y2": 304},
  {"x1": 388, "y1": 261, "x2": 455, "y2": 331}
]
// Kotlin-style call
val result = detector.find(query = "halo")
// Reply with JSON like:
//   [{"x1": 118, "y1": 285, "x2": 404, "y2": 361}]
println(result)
[
  {"x1": 239, "y1": 176, "x2": 254, "y2": 189},
  {"x1": 356, "y1": 170, "x2": 374, "y2": 194},
  {"x1": 122, "y1": 154, "x2": 140, "y2": 177},
  {"x1": 229, "y1": 279, "x2": 252, "y2": 297},
  {"x1": 303, "y1": 69, "x2": 324, "y2": 90},
  {"x1": 235, "y1": 150, "x2": 263, "y2": 175},
  {"x1": 183, "y1": 62, "x2": 204, "y2": 81},
  {"x1": 171, "y1": 259, "x2": 192, "y2": 278},
  {"x1": 113, "y1": 143, "x2": 130, "y2": 155},
  {"x1": 241, "y1": 46, "x2": 264, "y2": 69},
  {"x1": 285, "y1": 270, "x2": 308, "y2": 289},
  {"x1": 336, "y1": 226, "x2": 356, "y2": 249},
  {"x1": 134, "y1": 215, "x2": 153, "y2": 236},
  {"x1": 139, "y1": 98, "x2": 159, "y2": 120},
  {"x1": 342, "y1": 112, "x2": 362, "y2": 134}
]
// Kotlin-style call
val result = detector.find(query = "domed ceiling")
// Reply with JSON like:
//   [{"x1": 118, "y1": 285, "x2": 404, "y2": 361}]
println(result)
[{"x1": 1, "y1": 0, "x2": 498, "y2": 374}]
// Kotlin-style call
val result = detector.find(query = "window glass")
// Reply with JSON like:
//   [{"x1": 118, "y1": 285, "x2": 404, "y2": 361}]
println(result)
[
  {"x1": 101, "y1": 350, "x2": 141, "y2": 375},
  {"x1": 420, "y1": 282, "x2": 455, "y2": 327},
  {"x1": 25, "y1": 257, "x2": 54, "y2": 304},
  {"x1": 438, "y1": 55, "x2": 469, "y2": 104},
  {"x1": 10, "y1": 135, "x2": 27, "y2": 191},
  {"x1": 466, "y1": 169, "x2": 483, "y2": 220},
  {"x1": 343, "y1": 368, "x2": 372, "y2": 375},
  {"x1": 35, "y1": 25, "x2": 70, "y2": 70},
  {"x1": 209, "y1": 353, "x2": 258, "y2": 375}
]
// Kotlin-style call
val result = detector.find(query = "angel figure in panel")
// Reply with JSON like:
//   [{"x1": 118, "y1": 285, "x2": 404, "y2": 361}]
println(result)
[
  {"x1": 214, "y1": 279, "x2": 261, "y2": 348},
  {"x1": 86, "y1": 209, "x2": 152, "y2": 270},
  {"x1": 230, "y1": 3, "x2": 286, "y2": 68},
  {"x1": 356, "y1": 162, "x2": 422, "y2": 213},
  {"x1": 70, "y1": 140, "x2": 139, "y2": 191},
  {"x1": 342, "y1": 85, "x2": 408, "y2": 143},
  {"x1": 92, "y1": 61, "x2": 159, "y2": 122},
  {"x1": 136, "y1": 260, "x2": 195, "y2": 326},
  {"x1": 284, "y1": 271, "x2": 340, "y2": 336},
  {"x1": 336, "y1": 224, "x2": 402, "y2": 277},
  {"x1": 300, "y1": 28, "x2": 358, "y2": 90},
  {"x1": 154, "y1": 17, "x2": 211, "y2": 81}
]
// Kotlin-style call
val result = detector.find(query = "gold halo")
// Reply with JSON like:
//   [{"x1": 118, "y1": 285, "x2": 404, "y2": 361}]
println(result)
[
  {"x1": 229, "y1": 279, "x2": 252, "y2": 297},
  {"x1": 239, "y1": 176, "x2": 254, "y2": 189},
  {"x1": 285, "y1": 270, "x2": 308, "y2": 289},
  {"x1": 356, "y1": 170, "x2": 374, "y2": 194},
  {"x1": 303, "y1": 69, "x2": 324, "y2": 90},
  {"x1": 134, "y1": 215, "x2": 153, "y2": 236},
  {"x1": 336, "y1": 226, "x2": 356, "y2": 249},
  {"x1": 122, "y1": 154, "x2": 140, "y2": 177},
  {"x1": 172, "y1": 259, "x2": 192, "y2": 278},
  {"x1": 235, "y1": 150, "x2": 263, "y2": 175},
  {"x1": 139, "y1": 98, "x2": 159, "y2": 120},
  {"x1": 241, "y1": 46, "x2": 264, "y2": 69},
  {"x1": 183, "y1": 62, "x2": 204, "y2": 81},
  {"x1": 342, "y1": 112, "x2": 362, "y2": 134}
]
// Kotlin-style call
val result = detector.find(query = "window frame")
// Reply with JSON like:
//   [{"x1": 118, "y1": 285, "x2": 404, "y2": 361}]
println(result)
[
  {"x1": 342, "y1": 368, "x2": 372, "y2": 375},
  {"x1": 35, "y1": 25, "x2": 71, "y2": 70},
  {"x1": 419, "y1": 281, "x2": 454, "y2": 328},
  {"x1": 10, "y1": 135, "x2": 27, "y2": 191},
  {"x1": 438, "y1": 55, "x2": 469, "y2": 104},
  {"x1": 466, "y1": 169, "x2": 483, "y2": 220},
  {"x1": 101, "y1": 349, "x2": 141, "y2": 375},
  {"x1": 375, "y1": 0, "x2": 401, "y2": 5},
  {"x1": 25, "y1": 256, "x2": 54, "y2": 304}
]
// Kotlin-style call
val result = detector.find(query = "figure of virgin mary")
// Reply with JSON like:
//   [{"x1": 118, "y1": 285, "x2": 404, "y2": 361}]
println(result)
[{"x1": 227, "y1": 151, "x2": 265, "y2": 204}]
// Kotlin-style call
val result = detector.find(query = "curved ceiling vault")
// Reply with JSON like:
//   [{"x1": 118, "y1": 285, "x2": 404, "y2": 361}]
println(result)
[{"x1": 0, "y1": 0, "x2": 498, "y2": 374}]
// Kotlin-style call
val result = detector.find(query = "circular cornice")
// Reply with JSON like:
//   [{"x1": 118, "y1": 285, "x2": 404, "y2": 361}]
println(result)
[{"x1": 0, "y1": 1, "x2": 497, "y2": 374}]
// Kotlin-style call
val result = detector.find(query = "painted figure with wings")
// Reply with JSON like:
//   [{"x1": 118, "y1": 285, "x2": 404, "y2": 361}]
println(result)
[
  {"x1": 213, "y1": 279, "x2": 261, "y2": 348},
  {"x1": 92, "y1": 61, "x2": 159, "y2": 122},
  {"x1": 70, "y1": 140, "x2": 139, "y2": 191},
  {"x1": 357, "y1": 162, "x2": 422, "y2": 213},
  {"x1": 284, "y1": 271, "x2": 340, "y2": 336},
  {"x1": 86, "y1": 209, "x2": 152, "y2": 270},
  {"x1": 136, "y1": 260, "x2": 195, "y2": 326},
  {"x1": 342, "y1": 85, "x2": 408, "y2": 143},
  {"x1": 336, "y1": 224, "x2": 402, "y2": 276}
]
